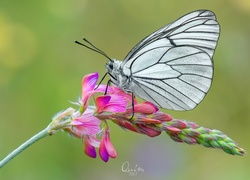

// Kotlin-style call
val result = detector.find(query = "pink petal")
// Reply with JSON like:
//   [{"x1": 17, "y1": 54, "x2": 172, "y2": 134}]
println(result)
[
  {"x1": 136, "y1": 124, "x2": 161, "y2": 137},
  {"x1": 68, "y1": 127, "x2": 83, "y2": 138},
  {"x1": 81, "y1": 91, "x2": 96, "y2": 105},
  {"x1": 99, "y1": 136, "x2": 109, "y2": 162},
  {"x1": 98, "y1": 85, "x2": 134, "y2": 103},
  {"x1": 71, "y1": 115, "x2": 100, "y2": 135},
  {"x1": 107, "y1": 86, "x2": 120, "y2": 93},
  {"x1": 114, "y1": 88, "x2": 135, "y2": 103},
  {"x1": 139, "y1": 118, "x2": 162, "y2": 124},
  {"x1": 84, "y1": 135, "x2": 97, "y2": 158},
  {"x1": 116, "y1": 120, "x2": 139, "y2": 133},
  {"x1": 96, "y1": 85, "x2": 125, "y2": 95},
  {"x1": 102, "y1": 94, "x2": 127, "y2": 113},
  {"x1": 87, "y1": 135, "x2": 101, "y2": 147},
  {"x1": 104, "y1": 129, "x2": 117, "y2": 158},
  {"x1": 70, "y1": 119, "x2": 84, "y2": 126},
  {"x1": 96, "y1": 95, "x2": 111, "y2": 113},
  {"x1": 95, "y1": 84, "x2": 113, "y2": 94},
  {"x1": 172, "y1": 120, "x2": 187, "y2": 129},
  {"x1": 95, "y1": 85, "x2": 134, "y2": 105},
  {"x1": 165, "y1": 126, "x2": 181, "y2": 133},
  {"x1": 82, "y1": 72, "x2": 98, "y2": 100},
  {"x1": 153, "y1": 112, "x2": 173, "y2": 122},
  {"x1": 133, "y1": 102, "x2": 158, "y2": 114}
]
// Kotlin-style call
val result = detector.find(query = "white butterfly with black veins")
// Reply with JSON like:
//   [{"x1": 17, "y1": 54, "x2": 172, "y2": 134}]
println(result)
[
  {"x1": 77, "y1": 10, "x2": 220, "y2": 111},
  {"x1": 105, "y1": 10, "x2": 220, "y2": 111}
]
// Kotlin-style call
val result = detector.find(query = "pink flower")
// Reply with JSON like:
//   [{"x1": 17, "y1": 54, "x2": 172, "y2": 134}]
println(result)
[
  {"x1": 96, "y1": 95, "x2": 127, "y2": 113},
  {"x1": 83, "y1": 135, "x2": 98, "y2": 158},
  {"x1": 70, "y1": 109, "x2": 101, "y2": 138},
  {"x1": 81, "y1": 72, "x2": 110, "y2": 112},
  {"x1": 81, "y1": 72, "x2": 129, "y2": 114},
  {"x1": 99, "y1": 127, "x2": 118, "y2": 162},
  {"x1": 67, "y1": 73, "x2": 128, "y2": 161}
]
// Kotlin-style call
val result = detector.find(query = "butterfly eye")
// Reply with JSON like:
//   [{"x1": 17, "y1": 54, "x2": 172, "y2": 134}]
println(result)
[{"x1": 108, "y1": 62, "x2": 113, "y2": 70}]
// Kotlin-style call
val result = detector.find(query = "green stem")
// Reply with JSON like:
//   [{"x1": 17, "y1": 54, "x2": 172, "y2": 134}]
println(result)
[{"x1": 0, "y1": 127, "x2": 50, "y2": 169}]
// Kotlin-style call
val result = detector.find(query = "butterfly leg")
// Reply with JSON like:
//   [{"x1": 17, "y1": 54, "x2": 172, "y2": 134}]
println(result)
[
  {"x1": 128, "y1": 92, "x2": 135, "y2": 120},
  {"x1": 104, "y1": 79, "x2": 111, "y2": 95},
  {"x1": 94, "y1": 72, "x2": 108, "y2": 90}
]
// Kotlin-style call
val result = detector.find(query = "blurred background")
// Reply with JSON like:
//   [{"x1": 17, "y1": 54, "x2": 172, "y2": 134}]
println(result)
[{"x1": 0, "y1": 0, "x2": 250, "y2": 179}]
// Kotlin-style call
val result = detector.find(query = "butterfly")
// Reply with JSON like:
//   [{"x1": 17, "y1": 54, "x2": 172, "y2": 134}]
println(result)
[{"x1": 76, "y1": 10, "x2": 220, "y2": 111}]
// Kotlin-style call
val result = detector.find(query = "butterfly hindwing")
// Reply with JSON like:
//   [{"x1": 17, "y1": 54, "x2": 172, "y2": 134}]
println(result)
[{"x1": 128, "y1": 46, "x2": 213, "y2": 110}]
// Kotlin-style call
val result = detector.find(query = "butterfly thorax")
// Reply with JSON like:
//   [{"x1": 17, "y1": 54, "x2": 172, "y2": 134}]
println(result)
[{"x1": 106, "y1": 60, "x2": 131, "y2": 92}]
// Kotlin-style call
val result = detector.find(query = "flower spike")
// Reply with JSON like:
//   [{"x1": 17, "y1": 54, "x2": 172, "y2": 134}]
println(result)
[
  {"x1": 0, "y1": 72, "x2": 245, "y2": 169},
  {"x1": 64, "y1": 72, "x2": 246, "y2": 161}
]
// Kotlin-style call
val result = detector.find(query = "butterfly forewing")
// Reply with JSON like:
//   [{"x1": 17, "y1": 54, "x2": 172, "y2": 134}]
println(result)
[
  {"x1": 123, "y1": 10, "x2": 219, "y2": 62},
  {"x1": 120, "y1": 10, "x2": 219, "y2": 110}
]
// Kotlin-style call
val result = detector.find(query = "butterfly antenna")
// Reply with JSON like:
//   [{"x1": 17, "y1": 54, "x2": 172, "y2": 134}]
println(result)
[
  {"x1": 74, "y1": 38, "x2": 113, "y2": 61},
  {"x1": 82, "y1": 38, "x2": 113, "y2": 61}
]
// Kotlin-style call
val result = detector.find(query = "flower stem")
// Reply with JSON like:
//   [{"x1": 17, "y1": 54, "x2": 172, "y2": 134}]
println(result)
[{"x1": 0, "y1": 127, "x2": 50, "y2": 169}]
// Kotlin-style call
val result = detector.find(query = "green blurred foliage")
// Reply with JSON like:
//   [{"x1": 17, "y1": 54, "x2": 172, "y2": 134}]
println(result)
[{"x1": 0, "y1": 0, "x2": 250, "y2": 179}]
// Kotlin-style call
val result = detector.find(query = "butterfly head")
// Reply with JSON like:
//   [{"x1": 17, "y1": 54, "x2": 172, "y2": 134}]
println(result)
[
  {"x1": 106, "y1": 60, "x2": 114, "y2": 72},
  {"x1": 106, "y1": 60, "x2": 123, "y2": 87}
]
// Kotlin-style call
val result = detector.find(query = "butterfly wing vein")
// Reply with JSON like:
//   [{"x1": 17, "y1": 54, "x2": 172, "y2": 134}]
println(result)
[{"x1": 115, "y1": 10, "x2": 219, "y2": 110}]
